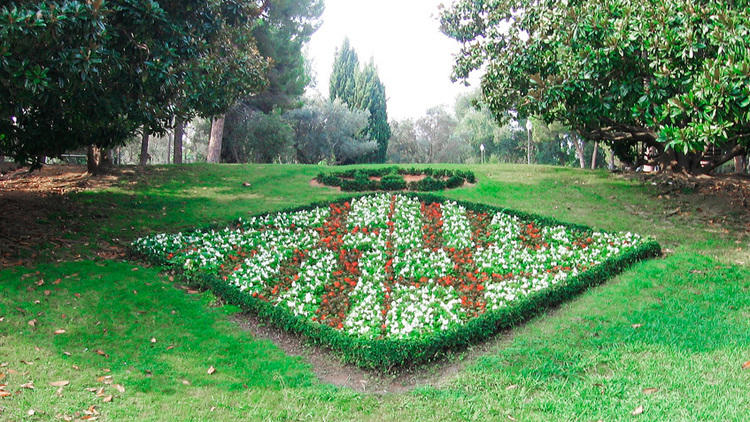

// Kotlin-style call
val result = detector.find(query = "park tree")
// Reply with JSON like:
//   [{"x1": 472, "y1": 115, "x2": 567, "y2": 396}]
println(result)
[
  {"x1": 441, "y1": 0, "x2": 750, "y2": 174},
  {"x1": 220, "y1": 0, "x2": 324, "y2": 163},
  {"x1": 329, "y1": 38, "x2": 360, "y2": 107},
  {"x1": 285, "y1": 97, "x2": 376, "y2": 164},
  {"x1": 0, "y1": 0, "x2": 268, "y2": 172},
  {"x1": 353, "y1": 61, "x2": 391, "y2": 162},
  {"x1": 330, "y1": 39, "x2": 391, "y2": 163},
  {"x1": 415, "y1": 106, "x2": 472, "y2": 163}
]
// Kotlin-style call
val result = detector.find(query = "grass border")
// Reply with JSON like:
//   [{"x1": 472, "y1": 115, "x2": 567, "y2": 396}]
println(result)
[{"x1": 132, "y1": 194, "x2": 661, "y2": 370}]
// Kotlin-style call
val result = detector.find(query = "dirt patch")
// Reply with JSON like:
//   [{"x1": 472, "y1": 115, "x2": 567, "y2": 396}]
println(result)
[
  {"x1": 309, "y1": 178, "x2": 341, "y2": 191},
  {"x1": 230, "y1": 311, "x2": 510, "y2": 394},
  {"x1": 0, "y1": 165, "x2": 129, "y2": 268}
]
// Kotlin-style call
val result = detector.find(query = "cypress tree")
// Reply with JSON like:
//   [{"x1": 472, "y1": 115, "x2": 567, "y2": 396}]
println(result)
[{"x1": 329, "y1": 38, "x2": 359, "y2": 107}]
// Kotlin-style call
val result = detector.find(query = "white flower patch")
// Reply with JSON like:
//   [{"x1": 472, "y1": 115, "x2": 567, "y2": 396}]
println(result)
[
  {"x1": 347, "y1": 194, "x2": 391, "y2": 229},
  {"x1": 441, "y1": 201, "x2": 474, "y2": 250},
  {"x1": 386, "y1": 283, "x2": 464, "y2": 338},
  {"x1": 275, "y1": 248, "x2": 337, "y2": 317},
  {"x1": 343, "y1": 249, "x2": 388, "y2": 339}
]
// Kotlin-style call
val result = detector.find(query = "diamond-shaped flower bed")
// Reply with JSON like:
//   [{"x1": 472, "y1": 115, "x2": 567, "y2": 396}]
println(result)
[{"x1": 131, "y1": 194, "x2": 660, "y2": 369}]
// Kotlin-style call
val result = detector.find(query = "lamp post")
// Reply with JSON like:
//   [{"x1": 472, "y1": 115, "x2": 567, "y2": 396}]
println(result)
[
  {"x1": 480, "y1": 143, "x2": 485, "y2": 164},
  {"x1": 525, "y1": 119, "x2": 533, "y2": 165}
]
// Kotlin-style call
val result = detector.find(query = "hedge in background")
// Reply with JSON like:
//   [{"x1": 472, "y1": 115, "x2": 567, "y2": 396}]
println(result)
[
  {"x1": 131, "y1": 194, "x2": 660, "y2": 370},
  {"x1": 315, "y1": 167, "x2": 476, "y2": 191}
]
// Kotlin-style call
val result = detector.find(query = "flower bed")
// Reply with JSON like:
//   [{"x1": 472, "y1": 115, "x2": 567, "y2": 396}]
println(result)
[
  {"x1": 131, "y1": 194, "x2": 660, "y2": 369},
  {"x1": 315, "y1": 167, "x2": 476, "y2": 191}
]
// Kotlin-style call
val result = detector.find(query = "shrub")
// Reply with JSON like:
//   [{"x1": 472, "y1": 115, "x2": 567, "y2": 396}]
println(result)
[{"x1": 381, "y1": 173, "x2": 407, "y2": 190}]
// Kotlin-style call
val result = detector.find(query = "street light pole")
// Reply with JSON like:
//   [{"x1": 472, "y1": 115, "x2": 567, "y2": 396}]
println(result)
[
  {"x1": 480, "y1": 143, "x2": 485, "y2": 164},
  {"x1": 525, "y1": 119, "x2": 533, "y2": 165}
]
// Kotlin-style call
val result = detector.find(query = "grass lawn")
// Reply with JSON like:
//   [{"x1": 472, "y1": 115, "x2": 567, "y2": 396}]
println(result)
[{"x1": 1, "y1": 163, "x2": 748, "y2": 421}]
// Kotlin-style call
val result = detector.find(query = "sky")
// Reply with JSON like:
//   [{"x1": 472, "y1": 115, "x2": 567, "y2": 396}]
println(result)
[{"x1": 305, "y1": 0, "x2": 478, "y2": 121}]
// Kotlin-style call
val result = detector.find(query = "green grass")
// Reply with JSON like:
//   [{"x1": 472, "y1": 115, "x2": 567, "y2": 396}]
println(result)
[{"x1": 1, "y1": 163, "x2": 749, "y2": 420}]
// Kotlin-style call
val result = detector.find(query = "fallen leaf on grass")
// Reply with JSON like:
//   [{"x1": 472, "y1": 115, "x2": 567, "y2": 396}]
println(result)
[
  {"x1": 20, "y1": 360, "x2": 33, "y2": 365},
  {"x1": 0, "y1": 317, "x2": 4, "y2": 322},
  {"x1": 54, "y1": 329, "x2": 66, "y2": 335},
  {"x1": 114, "y1": 384, "x2": 125, "y2": 393},
  {"x1": 21, "y1": 382, "x2": 34, "y2": 389},
  {"x1": 35, "y1": 279, "x2": 44, "y2": 286},
  {"x1": 0, "y1": 391, "x2": 11, "y2": 398},
  {"x1": 63, "y1": 352, "x2": 71, "y2": 357},
  {"x1": 49, "y1": 380, "x2": 70, "y2": 387},
  {"x1": 150, "y1": 337, "x2": 157, "y2": 344},
  {"x1": 643, "y1": 387, "x2": 659, "y2": 394},
  {"x1": 53, "y1": 278, "x2": 61, "y2": 285},
  {"x1": 631, "y1": 405, "x2": 644, "y2": 416},
  {"x1": 28, "y1": 319, "x2": 37, "y2": 327},
  {"x1": 131, "y1": 267, "x2": 139, "y2": 271},
  {"x1": 207, "y1": 366, "x2": 216, "y2": 375},
  {"x1": 505, "y1": 384, "x2": 518, "y2": 390},
  {"x1": 96, "y1": 375, "x2": 113, "y2": 384},
  {"x1": 27, "y1": 409, "x2": 36, "y2": 416},
  {"x1": 631, "y1": 323, "x2": 643, "y2": 329},
  {"x1": 187, "y1": 289, "x2": 200, "y2": 294},
  {"x1": 44, "y1": 290, "x2": 51, "y2": 296},
  {"x1": 742, "y1": 361, "x2": 750, "y2": 370},
  {"x1": 94, "y1": 350, "x2": 109, "y2": 358},
  {"x1": 166, "y1": 345, "x2": 176, "y2": 351},
  {"x1": 102, "y1": 395, "x2": 113, "y2": 403},
  {"x1": 181, "y1": 379, "x2": 191, "y2": 386}
]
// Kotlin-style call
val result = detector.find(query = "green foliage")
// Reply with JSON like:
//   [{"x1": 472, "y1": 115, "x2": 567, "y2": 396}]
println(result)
[
  {"x1": 330, "y1": 40, "x2": 391, "y2": 163},
  {"x1": 441, "y1": 0, "x2": 750, "y2": 173},
  {"x1": 242, "y1": 0, "x2": 324, "y2": 114},
  {"x1": 284, "y1": 97, "x2": 376, "y2": 164},
  {"x1": 329, "y1": 38, "x2": 360, "y2": 107},
  {"x1": 380, "y1": 173, "x2": 407, "y2": 191},
  {"x1": 221, "y1": 107, "x2": 294, "y2": 163},
  {"x1": 315, "y1": 167, "x2": 476, "y2": 191},
  {"x1": 0, "y1": 0, "x2": 268, "y2": 167}
]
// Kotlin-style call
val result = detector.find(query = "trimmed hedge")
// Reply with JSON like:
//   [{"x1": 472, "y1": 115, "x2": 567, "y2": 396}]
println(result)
[
  {"x1": 131, "y1": 194, "x2": 661, "y2": 371},
  {"x1": 315, "y1": 167, "x2": 476, "y2": 192}
]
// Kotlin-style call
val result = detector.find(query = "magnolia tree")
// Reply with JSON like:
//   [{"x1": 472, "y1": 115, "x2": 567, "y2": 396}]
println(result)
[
  {"x1": 441, "y1": 0, "x2": 750, "y2": 174},
  {"x1": 0, "y1": 0, "x2": 268, "y2": 172}
]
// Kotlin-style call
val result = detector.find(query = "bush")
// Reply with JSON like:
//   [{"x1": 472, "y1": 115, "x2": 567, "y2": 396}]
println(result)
[
  {"x1": 318, "y1": 168, "x2": 477, "y2": 192},
  {"x1": 381, "y1": 173, "x2": 407, "y2": 190}
]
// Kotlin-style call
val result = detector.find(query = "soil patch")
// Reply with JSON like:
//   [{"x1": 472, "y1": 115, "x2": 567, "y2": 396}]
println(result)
[
  {"x1": 0, "y1": 165, "x2": 129, "y2": 268},
  {"x1": 230, "y1": 311, "x2": 510, "y2": 394},
  {"x1": 310, "y1": 175, "x2": 475, "y2": 192}
]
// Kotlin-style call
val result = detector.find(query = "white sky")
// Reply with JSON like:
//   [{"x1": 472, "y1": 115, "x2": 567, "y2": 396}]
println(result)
[{"x1": 305, "y1": 0, "x2": 477, "y2": 121}]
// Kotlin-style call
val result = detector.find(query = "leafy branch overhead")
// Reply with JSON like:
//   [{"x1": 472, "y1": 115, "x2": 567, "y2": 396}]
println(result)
[
  {"x1": 440, "y1": 0, "x2": 750, "y2": 174},
  {"x1": 0, "y1": 0, "x2": 269, "y2": 167}
]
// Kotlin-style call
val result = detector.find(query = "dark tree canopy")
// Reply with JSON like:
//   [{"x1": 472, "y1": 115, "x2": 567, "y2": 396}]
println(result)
[
  {"x1": 241, "y1": 0, "x2": 324, "y2": 113},
  {"x1": 0, "y1": 0, "x2": 268, "y2": 168},
  {"x1": 441, "y1": 0, "x2": 750, "y2": 173}
]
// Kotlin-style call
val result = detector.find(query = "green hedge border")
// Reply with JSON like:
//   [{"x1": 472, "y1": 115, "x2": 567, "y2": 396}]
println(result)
[
  {"x1": 315, "y1": 167, "x2": 476, "y2": 192},
  {"x1": 132, "y1": 194, "x2": 661, "y2": 370}
]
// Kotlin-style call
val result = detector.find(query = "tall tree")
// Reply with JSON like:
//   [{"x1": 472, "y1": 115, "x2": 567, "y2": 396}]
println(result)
[
  {"x1": 353, "y1": 61, "x2": 391, "y2": 162},
  {"x1": 441, "y1": 0, "x2": 750, "y2": 174},
  {"x1": 329, "y1": 38, "x2": 360, "y2": 107},
  {"x1": 0, "y1": 0, "x2": 268, "y2": 172}
]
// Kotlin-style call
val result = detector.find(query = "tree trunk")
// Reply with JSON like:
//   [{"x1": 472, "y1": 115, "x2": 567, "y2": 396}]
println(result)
[
  {"x1": 572, "y1": 133, "x2": 586, "y2": 168},
  {"x1": 87, "y1": 145, "x2": 111, "y2": 174},
  {"x1": 735, "y1": 154, "x2": 747, "y2": 174},
  {"x1": 207, "y1": 115, "x2": 225, "y2": 163},
  {"x1": 591, "y1": 141, "x2": 599, "y2": 169},
  {"x1": 173, "y1": 117, "x2": 185, "y2": 164},
  {"x1": 139, "y1": 132, "x2": 150, "y2": 166}
]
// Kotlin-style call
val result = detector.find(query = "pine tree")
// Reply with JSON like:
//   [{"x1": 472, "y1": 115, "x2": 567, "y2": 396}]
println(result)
[
  {"x1": 329, "y1": 38, "x2": 360, "y2": 107},
  {"x1": 353, "y1": 62, "x2": 390, "y2": 163}
]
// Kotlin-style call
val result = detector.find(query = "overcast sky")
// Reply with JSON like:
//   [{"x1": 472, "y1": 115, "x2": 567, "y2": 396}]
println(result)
[{"x1": 305, "y1": 0, "x2": 478, "y2": 121}]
